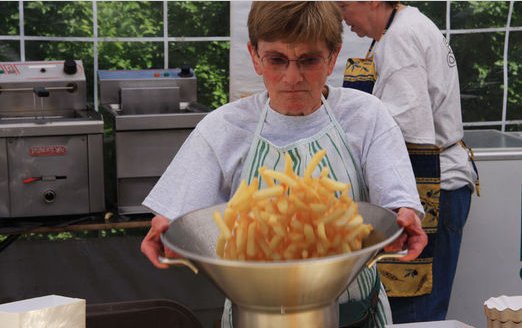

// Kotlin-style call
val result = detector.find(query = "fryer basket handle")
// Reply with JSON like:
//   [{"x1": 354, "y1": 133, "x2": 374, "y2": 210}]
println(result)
[
  {"x1": 366, "y1": 250, "x2": 408, "y2": 268},
  {"x1": 158, "y1": 256, "x2": 199, "y2": 274}
]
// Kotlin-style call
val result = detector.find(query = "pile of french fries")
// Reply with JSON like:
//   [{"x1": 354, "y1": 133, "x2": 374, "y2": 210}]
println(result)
[{"x1": 213, "y1": 149, "x2": 373, "y2": 261}]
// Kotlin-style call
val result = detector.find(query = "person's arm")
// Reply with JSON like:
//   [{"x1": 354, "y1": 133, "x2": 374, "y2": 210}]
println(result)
[
  {"x1": 142, "y1": 126, "x2": 232, "y2": 221},
  {"x1": 363, "y1": 122, "x2": 423, "y2": 214},
  {"x1": 140, "y1": 126, "x2": 231, "y2": 268},
  {"x1": 385, "y1": 207, "x2": 427, "y2": 261},
  {"x1": 359, "y1": 101, "x2": 427, "y2": 260}
]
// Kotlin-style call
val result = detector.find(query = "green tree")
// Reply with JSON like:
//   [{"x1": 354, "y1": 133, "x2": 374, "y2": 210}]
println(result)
[
  {"x1": 0, "y1": 1, "x2": 21, "y2": 61},
  {"x1": 449, "y1": 1, "x2": 519, "y2": 126},
  {"x1": 403, "y1": 2, "x2": 521, "y2": 129},
  {"x1": 168, "y1": 1, "x2": 230, "y2": 108},
  {"x1": 0, "y1": 1, "x2": 19, "y2": 35}
]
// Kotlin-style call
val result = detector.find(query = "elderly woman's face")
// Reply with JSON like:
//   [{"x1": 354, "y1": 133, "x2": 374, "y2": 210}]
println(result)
[{"x1": 248, "y1": 40, "x2": 339, "y2": 116}]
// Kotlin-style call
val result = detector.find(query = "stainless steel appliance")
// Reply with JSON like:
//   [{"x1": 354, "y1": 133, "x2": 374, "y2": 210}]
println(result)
[
  {"x1": 160, "y1": 202, "x2": 403, "y2": 328},
  {"x1": 0, "y1": 60, "x2": 105, "y2": 218},
  {"x1": 98, "y1": 68, "x2": 208, "y2": 215}
]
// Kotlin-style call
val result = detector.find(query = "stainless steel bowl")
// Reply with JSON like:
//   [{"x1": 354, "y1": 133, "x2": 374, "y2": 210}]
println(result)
[{"x1": 160, "y1": 201, "x2": 403, "y2": 314}]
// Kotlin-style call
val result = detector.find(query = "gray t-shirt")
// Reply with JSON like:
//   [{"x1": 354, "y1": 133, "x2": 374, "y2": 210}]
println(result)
[{"x1": 143, "y1": 86, "x2": 422, "y2": 220}]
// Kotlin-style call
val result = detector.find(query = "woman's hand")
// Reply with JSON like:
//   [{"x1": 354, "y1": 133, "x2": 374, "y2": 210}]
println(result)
[
  {"x1": 384, "y1": 207, "x2": 428, "y2": 261},
  {"x1": 140, "y1": 215, "x2": 181, "y2": 269}
]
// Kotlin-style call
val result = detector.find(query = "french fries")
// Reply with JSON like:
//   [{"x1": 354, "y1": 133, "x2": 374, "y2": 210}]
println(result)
[{"x1": 214, "y1": 149, "x2": 373, "y2": 261}]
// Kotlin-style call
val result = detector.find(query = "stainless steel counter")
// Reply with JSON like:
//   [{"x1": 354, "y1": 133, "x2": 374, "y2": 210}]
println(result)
[{"x1": 463, "y1": 129, "x2": 522, "y2": 160}]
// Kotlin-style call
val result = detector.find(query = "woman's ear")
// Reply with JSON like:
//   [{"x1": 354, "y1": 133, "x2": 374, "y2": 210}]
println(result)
[{"x1": 247, "y1": 42, "x2": 263, "y2": 75}]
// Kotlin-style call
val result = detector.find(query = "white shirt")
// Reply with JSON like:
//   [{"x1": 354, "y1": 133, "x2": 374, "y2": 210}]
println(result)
[
  {"x1": 143, "y1": 86, "x2": 423, "y2": 220},
  {"x1": 372, "y1": 6, "x2": 477, "y2": 190}
]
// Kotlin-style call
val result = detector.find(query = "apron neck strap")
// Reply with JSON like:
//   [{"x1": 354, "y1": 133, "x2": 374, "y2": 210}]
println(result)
[
  {"x1": 256, "y1": 96, "x2": 271, "y2": 137},
  {"x1": 366, "y1": 7, "x2": 398, "y2": 58},
  {"x1": 321, "y1": 92, "x2": 336, "y2": 121}
]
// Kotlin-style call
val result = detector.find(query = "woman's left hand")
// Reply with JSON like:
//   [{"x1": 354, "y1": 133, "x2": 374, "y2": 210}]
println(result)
[{"x1": 384, "y1": 207, "x2": 428, "y2": 261}]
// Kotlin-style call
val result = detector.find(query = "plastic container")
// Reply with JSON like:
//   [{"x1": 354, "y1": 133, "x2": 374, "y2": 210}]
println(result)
[
  {"x1": 86, "y1": 299, "x2": 203, "y2": 328},
  {"x1": 484, "y1": 295, "x2": 522, "y2": 328}
]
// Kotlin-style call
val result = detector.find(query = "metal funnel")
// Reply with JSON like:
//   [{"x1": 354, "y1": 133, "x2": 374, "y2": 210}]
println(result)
[{"x1": 161, "y1": 202, "x2": 403, "y2": 328}]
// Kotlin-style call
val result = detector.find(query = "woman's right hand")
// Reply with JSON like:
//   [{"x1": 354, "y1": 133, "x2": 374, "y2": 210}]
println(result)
[{"x1": 140, "y1": 215, "x2": 181, "y2": 269}]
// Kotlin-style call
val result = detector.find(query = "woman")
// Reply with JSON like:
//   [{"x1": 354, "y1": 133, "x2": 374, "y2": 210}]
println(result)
[
  {"x1": 141, "y1": 2, "x2": 427, "y2": 327},
  {"x1": 339, "y1": 1, "x2": 478, "y2": 323}
]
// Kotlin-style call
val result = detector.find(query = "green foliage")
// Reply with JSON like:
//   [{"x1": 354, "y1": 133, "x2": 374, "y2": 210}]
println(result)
[
  {"x1": 0, "y1": 227, "x2": 149, "y2": 242},
  {"x1": 1, "y1": 1, "x2": 520, "y2": 123},
  {"x1": 406, "y1": 1, "x2": 521, "y2": 127},
  {"x1": 447, "y1": 2, "x2": 515, "y2": 123},
  {"x1": 169, "y1": 1, "x2": 230, "y2": 37},
  {"x1": 451, "y1": 1, "x2": 509, "y2": 29},
  {"x1": 24, "y1": 1, "x2": 93, "y2": 37},
  {"x1": 170, "y1": 40, "x2": 230, "y2": 109},
  {"x1": 507, "y1": 31, "x2": 522, "y2": 121},
  {"x1": 98, "y1": 1, "x2": 163, "y2": 37},
  {"x1": 0, "y1": 1, "x2": 19, "y2": 35},
  {"x1": 99, "y1": 42, "x2": 164, "y2": 70},
  {"x1": 0, "y1": 2, "x2": 21, "y2": 61},
  {"x1": 514, "y1": 2, "x2": 522, "y2": 26},
  {"x1": 453, "y1": 32, "x2": 505, "y2": 122},
  {"x1": 0, "y1": 41, "x2": 20, "y2": 62},
  {"x1": 167, "y1": 1, "x2": 231, "y2": 107},
  {"x1": 196, "y1": 60, "x2": 229, "y2": 109}
]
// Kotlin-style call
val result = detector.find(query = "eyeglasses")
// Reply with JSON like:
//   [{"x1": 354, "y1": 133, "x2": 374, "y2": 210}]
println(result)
[{"x1": 258, "y1": 53, "x2": 331, "y2": 72}]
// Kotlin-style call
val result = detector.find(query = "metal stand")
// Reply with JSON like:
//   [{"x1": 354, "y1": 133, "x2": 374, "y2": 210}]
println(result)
[{"x1": 233, "y1": 302, "x2": 338, "y2": 328}]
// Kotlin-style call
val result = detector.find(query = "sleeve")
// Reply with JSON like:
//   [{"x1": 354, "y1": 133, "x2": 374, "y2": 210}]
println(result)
[
  {"x1": 363, "y1": 123, "x2": 424, "y2": 217},
  {"x1": 142, "y1": 128, "x2": 230, "y2": 220}
]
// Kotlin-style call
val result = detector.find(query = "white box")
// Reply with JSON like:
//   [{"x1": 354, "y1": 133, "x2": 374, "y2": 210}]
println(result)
[{"x1": 0, "y1": 295, "x2": 85, "y2": 328}]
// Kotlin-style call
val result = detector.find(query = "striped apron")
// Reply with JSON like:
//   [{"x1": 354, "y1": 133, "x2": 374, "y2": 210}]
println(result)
[{"x1": 221, "y1": 95, "x2": 392, "y2": 327}]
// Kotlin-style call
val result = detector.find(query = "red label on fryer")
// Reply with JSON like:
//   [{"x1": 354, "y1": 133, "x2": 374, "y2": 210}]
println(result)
[{"x1": 29, "y1": 145, "x2": 67, "y2": 157}]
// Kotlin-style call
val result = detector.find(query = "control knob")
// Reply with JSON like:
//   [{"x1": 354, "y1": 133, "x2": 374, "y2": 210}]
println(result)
[
  {"x1": 178, "y1": 64, "x2": 193, "y2": 78},
  {"x1": 63, "y1": 59, "x2": 77, "y2": 75}
]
